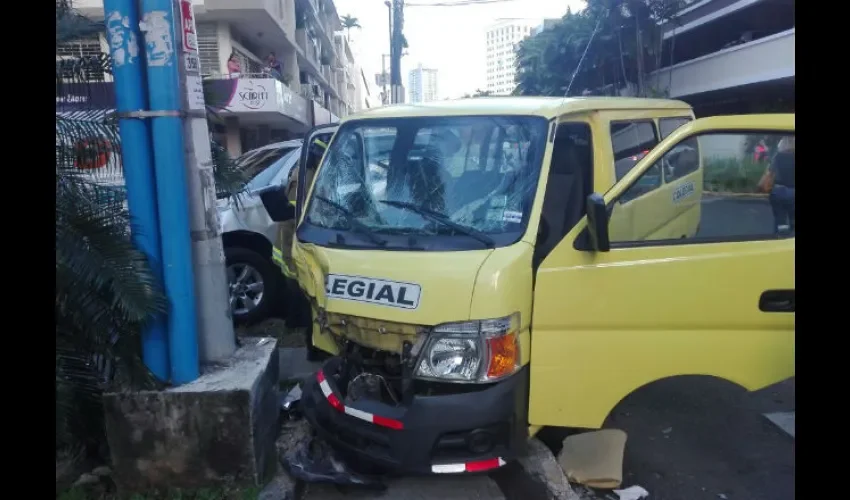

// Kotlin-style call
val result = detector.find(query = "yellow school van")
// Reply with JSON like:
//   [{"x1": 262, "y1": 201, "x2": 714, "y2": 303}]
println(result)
[{"x1": 262, "y1": 97, "x2": 795, "y2": 475}]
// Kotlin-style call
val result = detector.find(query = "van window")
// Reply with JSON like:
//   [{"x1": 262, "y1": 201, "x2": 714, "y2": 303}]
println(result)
[
  {"x1": 611, "y1": 121, "x2": 659, "y2": 181},
  {"x1": 535, "y1": 122, "x2": 593, "y2": 266},
  {"x1": 619, "y1": 162, "x2": 662, "y2": 204},
  {"x1": 610, "y1": 131, "x2": 795, "y2": 245},
  {"x1": 659, "y1": 117, "x2": 692, "y2": 139},
  {"x1": 662, "y1": 137, "x2": 700, "y2": 183}
]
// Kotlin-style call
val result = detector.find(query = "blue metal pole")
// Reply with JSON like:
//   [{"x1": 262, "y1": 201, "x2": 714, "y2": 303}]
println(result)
[
  {"x1": 139, "y1": 0, "x2": 199, "y2": 384},
  {"x1": 103, "y1": 0, "x2": 169, "y2": 381}
]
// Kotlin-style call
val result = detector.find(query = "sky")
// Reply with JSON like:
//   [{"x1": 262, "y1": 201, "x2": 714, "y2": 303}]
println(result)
[{"x1": 332, "y1": 0, "x2": 586, "y2": 101}]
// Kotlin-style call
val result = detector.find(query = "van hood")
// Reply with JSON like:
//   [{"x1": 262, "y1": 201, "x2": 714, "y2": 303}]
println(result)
[{"x1": 293, "y1": 243, "x2": 494, "y2": 351}]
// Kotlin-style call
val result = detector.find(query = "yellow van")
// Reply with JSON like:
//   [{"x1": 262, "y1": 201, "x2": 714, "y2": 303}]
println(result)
[{"x1": 263, "y1": 97, "x2": 795, "y2": 475}]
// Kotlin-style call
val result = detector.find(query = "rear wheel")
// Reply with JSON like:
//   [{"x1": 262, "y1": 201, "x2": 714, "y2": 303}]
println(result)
[{"x1": 225, "y1": 246, "x2": 279, "y2": 325}]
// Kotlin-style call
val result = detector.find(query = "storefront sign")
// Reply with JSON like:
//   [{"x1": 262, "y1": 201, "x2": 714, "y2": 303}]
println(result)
[
  {"x1": 203, "y1": 77, "x2": 310, "y2": 125},
  {"x1": 56, "y1": 82, "x2": 116, "y2": 111},
  {"x1": 179, "y1": 0, "x2": 198, "y2": 53},
  {"x1": 237, "y1": 80, "x2": 270, "y2": 110}
]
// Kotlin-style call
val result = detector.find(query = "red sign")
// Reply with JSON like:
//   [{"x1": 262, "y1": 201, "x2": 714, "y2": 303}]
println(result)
[{"x1": 180, "y1": 0, "x2": 198, "y2": 53}]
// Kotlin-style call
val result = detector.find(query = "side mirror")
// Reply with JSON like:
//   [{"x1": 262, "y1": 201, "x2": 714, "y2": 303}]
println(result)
[
  {"x1": 259, "y1": 185, "x2": 295, "y2": 222},
  {"x1": 585, "y1": 193, "x2": 610, "y2": 252}
]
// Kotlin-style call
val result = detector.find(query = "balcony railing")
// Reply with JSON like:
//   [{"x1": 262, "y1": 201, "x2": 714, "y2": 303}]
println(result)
[{"x1": 203, "y1": 71, "x2": 291, "y2": 86}]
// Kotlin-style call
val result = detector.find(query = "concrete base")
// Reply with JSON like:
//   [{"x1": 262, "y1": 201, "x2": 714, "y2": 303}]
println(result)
[
  {"x1": 278, "y1": 347, "x2": 321, "y2": 382},
  {"x1": 103, "y1": 338, "x2": 280, "y2": 492}
]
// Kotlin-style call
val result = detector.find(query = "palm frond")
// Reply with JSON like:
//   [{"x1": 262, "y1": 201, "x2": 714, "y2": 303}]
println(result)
[{"x1": 56, "y1": 1, "x2": 167, "y2": 460}]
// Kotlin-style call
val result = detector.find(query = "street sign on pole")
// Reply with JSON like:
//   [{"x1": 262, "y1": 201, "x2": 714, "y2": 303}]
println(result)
[{"x1": 179, "y1": 0, "x2": 198, "y2": 53}]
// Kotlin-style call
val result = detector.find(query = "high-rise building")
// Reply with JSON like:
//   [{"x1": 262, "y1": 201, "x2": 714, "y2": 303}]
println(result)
[
  {"x1": 485, "y1": 19, "x2": 540, "y2": 95},
  {"x1": 408, "y1": 64, "x2": 439, "y2": 104}
]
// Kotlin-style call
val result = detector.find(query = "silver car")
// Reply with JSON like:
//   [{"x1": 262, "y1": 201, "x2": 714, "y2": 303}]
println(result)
[{"x1": 219, "y1": 144, "x2": 302, "y2": 324}]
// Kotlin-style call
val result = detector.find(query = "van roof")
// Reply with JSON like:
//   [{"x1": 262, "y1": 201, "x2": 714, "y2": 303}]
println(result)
[{"x1": 347, "y1": 96, "x2": 692, "y2": 122}]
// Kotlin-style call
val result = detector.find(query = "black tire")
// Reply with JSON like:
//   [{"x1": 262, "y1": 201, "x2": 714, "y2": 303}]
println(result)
[{"x1": 225, "y1": 246, "x2": 280, "y2": 325}]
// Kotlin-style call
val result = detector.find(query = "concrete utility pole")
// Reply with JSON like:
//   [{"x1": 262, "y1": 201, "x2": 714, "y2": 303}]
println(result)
[
  {"x1": 390, "y1": 0, "x2": 404, "y2": 104},
  {"x1": 173, "y1": 0, "x2": 236, "y2": 363},
  {"x1": 385, "y1": 0, "x2": 393, "y2": 104}
]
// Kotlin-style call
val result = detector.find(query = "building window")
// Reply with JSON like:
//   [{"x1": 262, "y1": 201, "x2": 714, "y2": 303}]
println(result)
[{"x1": 57, "y1": 35, "x2": 106, "y2": 81}]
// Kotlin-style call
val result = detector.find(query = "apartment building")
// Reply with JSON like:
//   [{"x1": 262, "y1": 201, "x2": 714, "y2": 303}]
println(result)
[
  {"x1": 531, "y1": 18, "x2": 560, "y2": 37},
  {"x1": 408, "y1": 64, "x2": 439, "y2": 104},
  {"x1": 62, "y1": 0, "x2": 364, "y2": 155},
  {"x1": 485, "y1": 18, "x2": 540, "y2": 95},
  {"x1": 646, "y1": 0, "x2": 795, "y2": 116}
]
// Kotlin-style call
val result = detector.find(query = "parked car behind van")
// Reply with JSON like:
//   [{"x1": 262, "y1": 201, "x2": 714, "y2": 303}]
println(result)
[{"x1": 219, "y1": 141, "x2": 302, "y2": 324}]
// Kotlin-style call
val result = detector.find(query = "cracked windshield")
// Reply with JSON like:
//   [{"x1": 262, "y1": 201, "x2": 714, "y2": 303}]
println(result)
[{"x1": 305, "y1": 117, "x2": 547, "y2": 246}]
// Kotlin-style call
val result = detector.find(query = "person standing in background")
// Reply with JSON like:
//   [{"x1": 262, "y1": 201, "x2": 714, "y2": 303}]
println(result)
[
  {"x1": 266, "y1": 52, "x2": 283, "y2": 80},
  {"x1": 754, "y1": 139, "x2": 768, "y2": 163},
  {"x1": 758, "y1": 136, "x2": 795, "y2": 234},
  {"x1": 227, "y1": 52, "x2": 241, "y2": 78}
]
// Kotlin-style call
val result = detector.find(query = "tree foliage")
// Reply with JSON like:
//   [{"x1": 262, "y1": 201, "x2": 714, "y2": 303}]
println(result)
[
  {"x1": 340, "y1": 14, "x2": 361, "y2": 41},
  {"x1": 515, "y1": 0, "x2": 689, "y2": 97},
  {"x1": 462, "y1": 89, "x2": 493, "y2": 98}
]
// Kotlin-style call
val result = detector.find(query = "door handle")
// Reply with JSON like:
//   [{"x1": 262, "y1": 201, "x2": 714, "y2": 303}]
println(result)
[{"x1": 759, "y1": 290, "x2": 795, "y2": 313}]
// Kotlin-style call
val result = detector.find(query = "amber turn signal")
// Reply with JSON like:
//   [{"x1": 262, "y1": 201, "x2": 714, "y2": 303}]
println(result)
[{"x1": 486, "y1": 332, "x2": 519, "y2": 379}]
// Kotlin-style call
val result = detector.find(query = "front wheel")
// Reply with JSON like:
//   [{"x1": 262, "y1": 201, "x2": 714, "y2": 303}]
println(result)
[{"x1": 225, "y1": 246, "x2": 280, "y2": 325}]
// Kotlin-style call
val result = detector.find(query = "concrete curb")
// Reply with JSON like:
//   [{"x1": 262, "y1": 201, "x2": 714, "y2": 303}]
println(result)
[
  {"x1": 279, "y1": 347, "x2": 321, "y2": 382},
  {"x1": 704, "y1": 191, "x2": 767, "y2": 199},
  {"x1": 517, "y1": 438, "x2": 582, "y2": 500}
]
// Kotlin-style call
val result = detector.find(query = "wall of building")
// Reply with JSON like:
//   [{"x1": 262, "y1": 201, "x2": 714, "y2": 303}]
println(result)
[
  {"x1": 485, "y1": 19, "x2": 540, "y2": 95},
  {"x1": 408, "y1": 65, "x2": 439, "y2": 104}
]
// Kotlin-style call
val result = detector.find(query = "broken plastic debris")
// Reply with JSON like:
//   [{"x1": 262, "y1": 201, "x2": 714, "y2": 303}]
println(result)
[
  {"x1": 280, "y1": 436, "x2": 386, "y2": 490},
  {"x1": 613, "y1": 485, "x2": 649, "y2": 500},
  {"x1": 281, "y1": 384, "x2": 302, "y2": 414}
]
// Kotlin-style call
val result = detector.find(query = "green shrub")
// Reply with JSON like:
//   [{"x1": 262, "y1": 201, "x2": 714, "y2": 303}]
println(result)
[{"x1": 704, "y1": 157, "x2": 767, "y2": 194}]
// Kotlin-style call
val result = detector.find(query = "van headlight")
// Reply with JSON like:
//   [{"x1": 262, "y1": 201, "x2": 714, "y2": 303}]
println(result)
[{"x1": 415, "y1": 313, "x2": 521, "y2": 383}]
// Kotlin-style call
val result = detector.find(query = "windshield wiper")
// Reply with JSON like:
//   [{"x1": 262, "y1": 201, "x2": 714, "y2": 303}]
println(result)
[
  {"x1": 379, "y1": 200, "x2": 495, "y2": 249},
  {"x1": 313, "y1": 195, "x2": 387, "y2": 247}
]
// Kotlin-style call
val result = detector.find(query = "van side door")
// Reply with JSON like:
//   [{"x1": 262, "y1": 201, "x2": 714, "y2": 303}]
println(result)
[{"x1": 529, "y1": 114, "x2": 795, "y2": 429}]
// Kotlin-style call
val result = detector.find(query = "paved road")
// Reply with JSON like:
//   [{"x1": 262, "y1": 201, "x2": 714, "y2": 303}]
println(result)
[
  {"x1": 599, "y1": 377, "x2": 795, "y2": 500},
  {"x1": 303, "y1": 475, "x2": 505, "y2": 500},
  {"x1": 698, "y1": 195, "x2": 776, "y2": 238}
]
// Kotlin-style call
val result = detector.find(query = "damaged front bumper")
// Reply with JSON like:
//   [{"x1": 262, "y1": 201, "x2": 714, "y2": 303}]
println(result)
[{"x1": 302, "y1": 356, "x2": 530, "y2": 475}]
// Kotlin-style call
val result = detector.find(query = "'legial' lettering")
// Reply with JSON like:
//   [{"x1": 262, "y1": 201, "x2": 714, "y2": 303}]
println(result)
[{"x1": 325, "y1": 274, "x2": 421, "y2": 309}]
